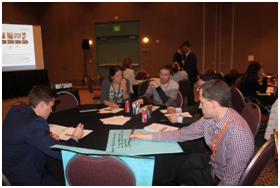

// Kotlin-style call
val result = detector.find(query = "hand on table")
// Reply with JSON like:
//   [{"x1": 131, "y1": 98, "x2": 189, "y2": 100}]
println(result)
[
  {"x1": 72, "y1": 123, "x2": 84, "y2": 139},
  {"x1": 168, "y1": 114, "x2": 179, "y2": 123},
  {"x1": 167, "y1": 106, "x2": 176, "y2": 113},
  {"x1": 50, "y1": 133, "x2": 60, "y2": 141},
  {"x1": 129, "y1": 130, "x2": 152, "y2": 141},
  {"x1": 108, "y1": 102, "x2": 119, "y2": 109},
  {"x1": 149, "y1": 80, "x2": 159, "y2": 88}
]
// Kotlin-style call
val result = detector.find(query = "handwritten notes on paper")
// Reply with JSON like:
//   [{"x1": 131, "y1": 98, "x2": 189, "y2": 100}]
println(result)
[
  {"x1": 100, "y1": 115, "x2": 131, "y2": 126},
  {"x1": 49, "y1": 124, "x2": 93, "y2": 141},
  {"x1": 106, "y1": 129, "x2": 183, "y2": 155}
]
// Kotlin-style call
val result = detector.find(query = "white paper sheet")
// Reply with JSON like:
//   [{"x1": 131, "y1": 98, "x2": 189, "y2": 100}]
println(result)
[
  {"x1": 100, "y1": 115, "x2": 131, "y2": 125},
  {"x1": 49, "y1": 124, "x2": 93, "y2": 141},
  {"x1": 98, "y1": 107, "x2": 124, "y2": 114}
]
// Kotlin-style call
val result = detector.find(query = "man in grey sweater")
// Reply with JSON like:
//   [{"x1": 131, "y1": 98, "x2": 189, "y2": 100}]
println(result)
[{"x1": 135, "y1": 65, "x2": 179, "y2": 107}]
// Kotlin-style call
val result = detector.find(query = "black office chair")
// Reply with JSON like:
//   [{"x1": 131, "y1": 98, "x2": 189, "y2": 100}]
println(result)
[
  {"x1": 238, "y1": 139, "x2": 275, "y2": 186},
  {"x1": 66, "y1": 154, "x2": 136, "y2": 186}
]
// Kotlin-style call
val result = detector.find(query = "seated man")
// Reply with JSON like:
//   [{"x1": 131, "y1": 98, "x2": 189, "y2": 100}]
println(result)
[
  {"x1": 168, "y1": 72, "x2": 224, "y2": 125},
  {"x1": 2, "y1": 85, "x2": 84, "y2": 186},
  {"x1": 171, "y1": 62, "x2": 188, "y2": 82},
  {"x1": 135, "y1": 64, "x2": 179, "y2": 107},
  {"x1": 130, "y1": 79, "x2": 254, "y2": 186}
]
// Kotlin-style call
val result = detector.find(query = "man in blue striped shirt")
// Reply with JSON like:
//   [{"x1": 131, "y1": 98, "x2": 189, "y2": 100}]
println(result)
[{"x1": 130, "y1": 79, "x2": 254, "y2": 186}]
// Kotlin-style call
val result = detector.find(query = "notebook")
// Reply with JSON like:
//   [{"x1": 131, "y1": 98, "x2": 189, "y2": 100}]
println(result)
[{"x1": 78, "y1": 104, "x2": 98, "y2": 113}]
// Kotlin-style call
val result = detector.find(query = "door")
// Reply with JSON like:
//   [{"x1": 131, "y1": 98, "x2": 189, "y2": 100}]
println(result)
[
  {"x1": 95, "y1": 21, "x2": 140, "y2": 78},
  {"x1": 97, "y1": 35, "x2": 140, "y2": 77}
]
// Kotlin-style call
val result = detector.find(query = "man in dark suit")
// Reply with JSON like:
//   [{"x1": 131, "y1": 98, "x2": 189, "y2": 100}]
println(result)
[
  {"x1": 173, "y1": 44, "x2": 187, "y2": 69},
  {"x1": 2, "y1": 85, "x2": 84, "y2": 186},
  {"x1": 182, "y1": 41, "x2": 199, "y2": 105}
]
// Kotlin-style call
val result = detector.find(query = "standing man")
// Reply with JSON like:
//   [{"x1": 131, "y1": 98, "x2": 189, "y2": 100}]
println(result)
[
  {"x1": 130, "y1": 79, "x2": 254, "y2": 186},
  {"x1": 173, "y1": 44, "x2": 186, "y2": 69},
  {"x1": 2, "y1": 85, "x2": 84, "y2": 186},
  {"x1": 135, "y1": 64, "x2": 179, "y2": 107},
  {"x1": 182, "y1": 41, "x2": 199, "y2": 105}
]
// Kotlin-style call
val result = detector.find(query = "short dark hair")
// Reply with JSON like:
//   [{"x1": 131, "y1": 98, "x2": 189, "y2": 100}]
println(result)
[
  {"x1": 180, "y1": 41, "x2": 191, "y2": 48},
  {"x1": 159, "y1": 64, "x2": 172, "y2": 74},
  {"x1": 108, "y1": 65, "x2": 123, "y2": 82},
  {"x1": 28, "y1": 85, "x2": 58, "y2": 108},
  {"x1": 200, "y1": 79, "x2": 231, "y2": 107},
  {"x1": 199, "y1": 72, "x2": 224, "y2": 82}
]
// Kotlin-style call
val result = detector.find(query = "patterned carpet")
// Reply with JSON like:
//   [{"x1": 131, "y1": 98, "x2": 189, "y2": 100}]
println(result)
[{"x1": 253, "y1": 130, "x2": 278, "y2": 186}]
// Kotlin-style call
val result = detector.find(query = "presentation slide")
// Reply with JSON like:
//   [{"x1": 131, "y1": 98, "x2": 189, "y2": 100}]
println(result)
[{"x1": 2, "y1": 24, "x2": 44, "y2": 71}]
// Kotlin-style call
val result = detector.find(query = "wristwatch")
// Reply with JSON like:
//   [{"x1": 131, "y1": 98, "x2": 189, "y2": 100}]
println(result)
[{"x1": 71, "y1": 136, "x2": 79, "y2": 143}]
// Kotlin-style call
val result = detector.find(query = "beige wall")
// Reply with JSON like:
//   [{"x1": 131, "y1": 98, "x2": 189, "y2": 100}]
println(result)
[{"x1": 2, "y1": 2, "x2": 278, "y2": 85}]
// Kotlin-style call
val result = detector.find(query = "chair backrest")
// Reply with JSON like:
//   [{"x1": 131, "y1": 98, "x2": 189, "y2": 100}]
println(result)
[
  {"x1": 229, "y1": 67, "x2": 239, "y2": 74},
  {"x1": 215, "y1": 71, "x2": 225, "y2": 80},
  {"x1": 66, "y1": 154, "x2": 136, "y2": 186},
  {"x1": 138, "y1": 80, "x2": 150, "y2": 97},
  {"x1": 238, "y1": 139, "x2": 275, "y2": 186},
  {"x1": 274, "y1": 130, "x2": 278, "y2": 154},
  {"x1": 135, "y1": 70, "x2": 148, "y2": 80},
  {"x1": 176, "y1": 91, "x2": 183, "y2": 107},
  {"x1": 7, "y1": 100, "x2": 27, "y2": 113},
  {"x1": 2, "y1": 173, "x2": 11, "y2": 186},
  {"x1": 234, "y1": 76, "x2": 243, "y2": 88},
  {"x1": 178, "y1": 79, "x2": 189, "y2": 97},
  {"x1": 98, "y1": 74, "x2": 105, "y2": 86},
  {"x1": 205, "y1": 68, "x2": 215, "y2": 73},
  {"x1": 241, "y1": 102, "x2": 261, "y2": 137},
  {"x1": 178, "y1": 79, "x2": 189, "y2": 107},
  {"x1": 53, "y1": 91, "x2": 79, "y2": 113},
  {"x1": 231, "y1": 87, "x2": 246, "y2": 114}
]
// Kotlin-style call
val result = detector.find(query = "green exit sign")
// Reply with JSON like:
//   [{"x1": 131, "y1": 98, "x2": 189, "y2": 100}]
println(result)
[{"x1": 114, "y1": 26, "x2": 120, "y2": 32}]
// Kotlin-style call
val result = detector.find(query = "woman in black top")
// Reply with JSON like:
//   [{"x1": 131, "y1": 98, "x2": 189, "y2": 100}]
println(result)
[{"x1": 239, "y1": 61, "x2": 268, "y2": 98}]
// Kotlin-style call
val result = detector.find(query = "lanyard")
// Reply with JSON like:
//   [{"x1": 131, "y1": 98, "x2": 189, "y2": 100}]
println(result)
[
  {"x1": 211, "y1": 110, "x2": 234, "y2": 162},
  {"x1": 112, "y1": 83, "x2": 121, "y2": 103},
  {"x1": 159, "y1": 80, "x2": 170, "y2": 104}
]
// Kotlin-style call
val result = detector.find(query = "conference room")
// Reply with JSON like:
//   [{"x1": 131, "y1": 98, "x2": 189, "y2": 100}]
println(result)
[{"x1": 2, "y1": 2, "x2": 278, "y2": 186}]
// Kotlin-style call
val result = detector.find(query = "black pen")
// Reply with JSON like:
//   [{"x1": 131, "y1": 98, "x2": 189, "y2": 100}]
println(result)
[{"x1": 128, "y1": 126, "x2": 136, "y2": 144}]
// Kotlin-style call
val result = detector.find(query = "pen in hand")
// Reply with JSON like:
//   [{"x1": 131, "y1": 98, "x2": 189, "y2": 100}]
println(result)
[{"x1": 128, "y1": 126, "x2": 136, "y2": 144}]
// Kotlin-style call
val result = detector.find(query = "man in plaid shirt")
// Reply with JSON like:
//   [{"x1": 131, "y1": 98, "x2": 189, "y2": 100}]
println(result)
[{"x1": 129, "y1": 79, "x2": 254, "y2": 186}]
